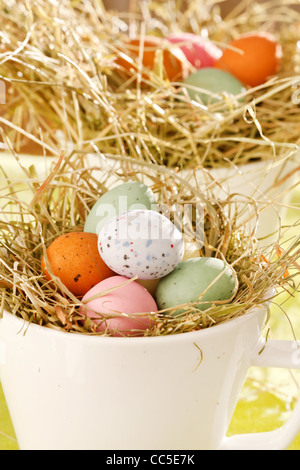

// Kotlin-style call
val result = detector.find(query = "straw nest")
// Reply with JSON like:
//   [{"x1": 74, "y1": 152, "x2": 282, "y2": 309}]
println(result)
[
  {"x1": 0, "y1": 0, "x2": 300, "y2": 168},
  {"x1": 0, "y1": 151, "x2": 299, "y2": 337}
]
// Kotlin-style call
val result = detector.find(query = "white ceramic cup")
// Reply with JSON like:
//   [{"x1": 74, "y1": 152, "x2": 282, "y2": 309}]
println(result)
[{"x1": 1, "y1": 296, "x2": 300, "y2": 450}]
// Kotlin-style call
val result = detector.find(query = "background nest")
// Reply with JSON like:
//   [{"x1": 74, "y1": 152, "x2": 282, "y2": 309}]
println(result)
[
  {"x1": 0, "y1": 0, "x2": 299, "y2": 167},
  {"x1": 0, "y1": 151, "x2": 299, "y2": 336}
]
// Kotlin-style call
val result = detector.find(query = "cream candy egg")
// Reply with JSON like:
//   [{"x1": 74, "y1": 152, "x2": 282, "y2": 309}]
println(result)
[
  {"x1": 84, "y1": 181, "x2": 156, "y2": 235},
  {"x1": 98, "y1": 210, "x2": 185, "y2": 280},
  {"x1": 80, "y1": 275, "x2": 157, "y2": 336}
]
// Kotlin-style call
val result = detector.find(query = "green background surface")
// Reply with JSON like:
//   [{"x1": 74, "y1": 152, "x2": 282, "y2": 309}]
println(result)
[{"x1": 0, "y1": 161, "x2": 299, "y2": 451}]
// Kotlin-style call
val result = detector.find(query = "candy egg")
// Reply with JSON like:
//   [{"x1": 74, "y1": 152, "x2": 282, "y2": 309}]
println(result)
[
  {"x1": 80, "y1": 275, "x2": 158, "y2": 336},
  {"x1": 215, "y1": 32, "x2": 282, "y2": 87},
  {"x1": 183, "y1": 68, "x2": 245, "y2": 105},
  {"x1": 98, "y1": 210, "x2": 185, "y2": 280},
  {"x1": 84, "y1": 181, "x2": 156, "y2": 235},
  {"x1": 167, "y1": 33, "x2": 222, "y2": 69},
  {"x1": 41, "y1": 232, "x2": 115, "y2": 297},
  {"x1": 155, "y1": 257, "x2": 238, "y2": 314},
  {"x1": 116, "y1": 36, "x2": 189, "y2": 81}
]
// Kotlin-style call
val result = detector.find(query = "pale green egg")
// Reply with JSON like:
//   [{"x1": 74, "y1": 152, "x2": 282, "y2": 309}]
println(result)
[
  {"x1": 155, "y1": 257, "x2": 238, "y2": 315},
  {"x1": 84, "y1": 181, "x2": 156, "y2": 235},
  {"x1": 183, "y1": 68, "x2": 245, "y2": 105}
]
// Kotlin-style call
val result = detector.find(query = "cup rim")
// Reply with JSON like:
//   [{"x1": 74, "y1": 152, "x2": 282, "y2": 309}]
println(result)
[{"x1": 0, "y1": 288, "x2": 274, "y2": 344}]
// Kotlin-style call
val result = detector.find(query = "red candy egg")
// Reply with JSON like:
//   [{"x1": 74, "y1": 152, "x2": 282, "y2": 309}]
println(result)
[{"x1": 167, "y1": 33, "x2": 222, "y2": 69}]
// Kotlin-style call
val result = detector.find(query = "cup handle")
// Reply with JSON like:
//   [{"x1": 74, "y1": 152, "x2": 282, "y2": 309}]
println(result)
[{"x1": 219, "y1": 338, "x2": 300, "y2": 450}]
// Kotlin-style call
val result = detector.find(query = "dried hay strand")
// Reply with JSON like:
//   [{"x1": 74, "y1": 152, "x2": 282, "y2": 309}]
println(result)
[
  {"x1": 0, "y1": 151, "x2": 299, "y2": 337},
  {"x1": 0, "y1": 0, "x2": 299, "y2": 168}
]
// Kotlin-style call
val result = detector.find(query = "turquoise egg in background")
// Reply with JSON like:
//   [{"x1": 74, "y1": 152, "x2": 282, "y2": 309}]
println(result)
[
  {"x1": 183, "y1": 67, "x2": 245, "y2": 105},
  {"x1": 155, "y1": 257, "x2": 238, "y2": 315},
  {"x1": 84, "y1": 181, "x2": 156, "y2": 235}
]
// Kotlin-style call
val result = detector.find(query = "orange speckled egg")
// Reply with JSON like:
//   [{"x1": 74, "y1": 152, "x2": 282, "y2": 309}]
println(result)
[
  {"x1": 215, "y1": 32, "x2": 282, "y2": 88},
  {"x1": 116, "y1": 36, "x2": 189, "y2": 82},
  {"x1": 41, "y1": 232, "x2": 115, "y2": 297}
]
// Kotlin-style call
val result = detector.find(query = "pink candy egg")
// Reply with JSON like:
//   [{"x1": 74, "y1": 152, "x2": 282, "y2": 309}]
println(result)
[
  {"x1": 167, "y1": 33, "x2": 222, "y2": 69},
  {"x1": 80, "y1": 275, "x2": 158, "y2": 336}
]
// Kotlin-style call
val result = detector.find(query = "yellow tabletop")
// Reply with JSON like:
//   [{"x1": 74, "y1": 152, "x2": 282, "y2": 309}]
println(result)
[{"x1": 0, "y1": 155, "x2": 299, "y2": 450}]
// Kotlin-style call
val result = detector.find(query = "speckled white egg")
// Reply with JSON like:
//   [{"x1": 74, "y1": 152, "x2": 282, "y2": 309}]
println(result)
[{"x1": 98, "y1": 210, "x2": 185, "y2": 280}]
